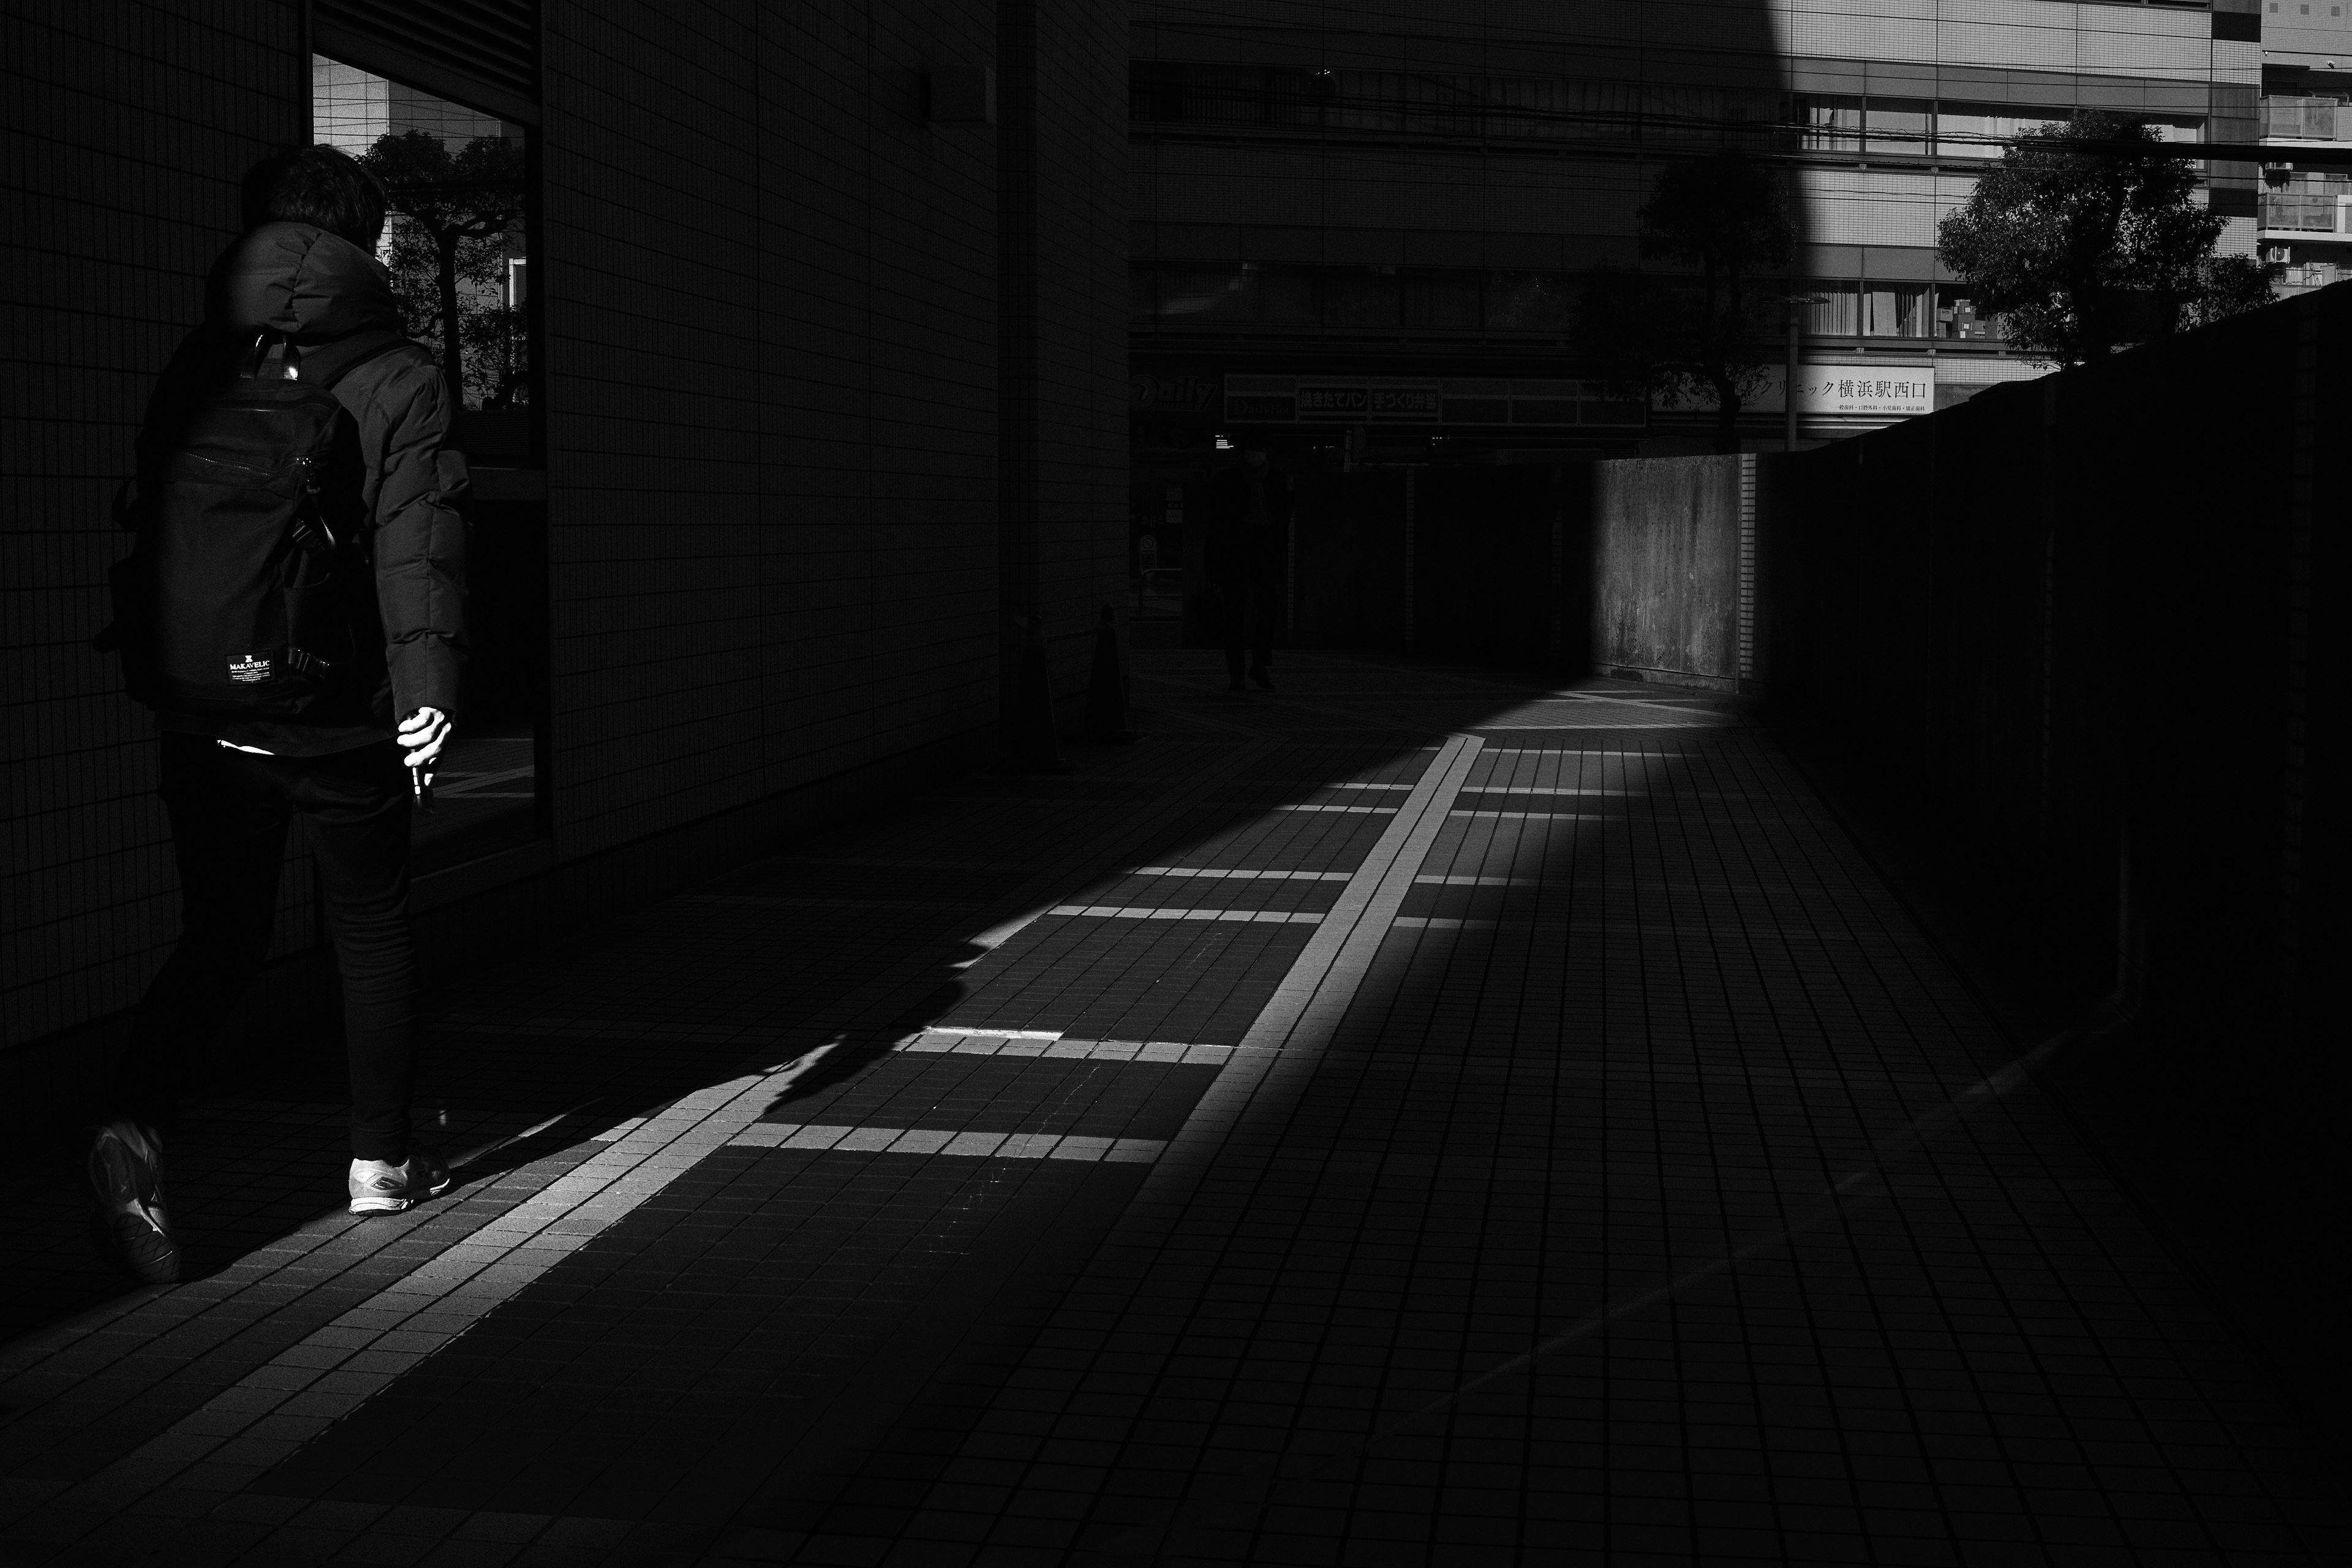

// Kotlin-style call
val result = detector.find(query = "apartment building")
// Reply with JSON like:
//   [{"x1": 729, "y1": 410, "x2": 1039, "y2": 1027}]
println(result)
[
  {"x1": 2258, "y1": 0, "x2": 2352, "y2": 290},
  {"x1": 1130, "y1": 0, "x2": 2264, "y2": 466}
]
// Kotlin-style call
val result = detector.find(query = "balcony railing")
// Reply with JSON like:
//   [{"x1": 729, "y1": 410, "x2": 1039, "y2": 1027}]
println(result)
[
  {"x1": 2262, "y1": 97, "x2": 2350, "y2": 141},
  {"x1": 2259, "y1": 194, "x2": 2352, "y2": 233}
]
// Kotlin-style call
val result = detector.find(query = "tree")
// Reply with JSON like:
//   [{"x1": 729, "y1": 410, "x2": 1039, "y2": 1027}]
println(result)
[
  {"x1": 1936, "y1": 110, "x2": 2274, "y2": 366},
  {"x1": 1574, "y1": 148, "x2": 1795, "y2": 454},
  {"x1": 355, "y1": 130, "x2": 529, "y2": 409}
]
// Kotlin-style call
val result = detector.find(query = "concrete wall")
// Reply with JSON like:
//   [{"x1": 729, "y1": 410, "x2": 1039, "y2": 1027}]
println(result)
[
  {"x1": 1590, "y1": 454, "x2": 1751, "y2": 689},
  {"x1": 1757, "y1": 283, "x2": 2348, "y2": 1422}
]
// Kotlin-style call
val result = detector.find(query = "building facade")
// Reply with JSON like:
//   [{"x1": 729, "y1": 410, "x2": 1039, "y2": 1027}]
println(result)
[{"x1": 1129, "y1": 0, "x2": 2265, "y2": 478}]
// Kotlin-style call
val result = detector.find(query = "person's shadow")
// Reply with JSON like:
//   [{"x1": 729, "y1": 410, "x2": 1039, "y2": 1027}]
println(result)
[{"x1": 0, "y1": 917, "x2": 988, "y2": 1350}]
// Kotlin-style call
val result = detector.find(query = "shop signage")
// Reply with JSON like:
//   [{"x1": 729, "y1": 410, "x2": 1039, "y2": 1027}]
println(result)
[
  {"x1": 1669, "y1": 364, "x2": 1937, "y2": 418},
  {"x1": 1130, "y1": 373, "x2": 1218, "y2": 413},
  {"x1": 1293, "y1": 382, "x2": 1441, "y2": 420},
  {"x1": 1796, "y1": 368, "x2": 1934, "y2": 417}
]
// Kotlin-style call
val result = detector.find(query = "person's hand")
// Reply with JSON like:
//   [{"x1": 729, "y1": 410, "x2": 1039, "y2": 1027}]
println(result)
[{"x1": 398, "y1": 707, "x2": 453, "y2": 776}]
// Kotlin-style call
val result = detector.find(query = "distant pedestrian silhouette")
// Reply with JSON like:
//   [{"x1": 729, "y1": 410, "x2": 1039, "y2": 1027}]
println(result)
[{"x1": 1202, "y1": 448, "x2": 1283, "y2": 691}]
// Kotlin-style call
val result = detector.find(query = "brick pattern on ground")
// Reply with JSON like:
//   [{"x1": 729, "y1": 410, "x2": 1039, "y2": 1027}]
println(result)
[{"x1": 0, "y1": 653, "x2": 2338, "y2": 1567}]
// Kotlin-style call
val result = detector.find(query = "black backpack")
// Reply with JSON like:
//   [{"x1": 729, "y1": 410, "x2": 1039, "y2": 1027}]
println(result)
[{"x1": 99, "y1": 326, "x2": 409, "y2": 720}]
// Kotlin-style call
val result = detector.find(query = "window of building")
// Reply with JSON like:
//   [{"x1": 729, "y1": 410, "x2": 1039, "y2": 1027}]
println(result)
[
  {"x1": 1807, "y1": 281, "x2": 1861, "y2": 336},
  {"x1": 1795, "y1": 95, "x2": 1863, "y2": 152},
  {"x1": 315, "y1": 55, "x2": 543, "y2": 865},
  {"x1": 1323, "y1": 268, "x2": 1403, "y2": 328},
  {"x1": 1485, "y1": 273, "x2": 1572, "y2": 331},
  {"x1": 1256, "y1": 266, "x2": 1319, "y2": 325},
  {"x1": 1643, "y1": 84, "x2": 1779, "y2": 146},
  {"x1": 1864, "y1": 284, "x2": 1931, "y2": 337},
  {"x1": 1328, "y1": 72, "x2": 1408, "y2": 135},
  {"x1": 2132, "y1": 115, "x2": 2208, "y2": 143},
  {"x1": 1128, "y1": 62, "x2": 2230, "y2": 169},
  {"x1": 1128, "y1": 62, "x2": 1783, "y2": 146},
  {"x1": 1403, "y1": 271, "x2": 1483, "y2": 330},
  {"x1": 1936, "y1": 102, "x2": 2038, "y2": 157},
  {"x1": 1157, "y1": 266, "x2": 1261, "y2": 322},
  {"x1": 1865, "y1": 98, "x2": 1931, "y2": 156},
  {"x1": 1937, "y1": 292, "x2": 1996, "y2": 341},
  {"x1": 314, "y1": 56, "x2": 533, "y2": 461},
  {"x1": 1129, "y1": 62, "x2": 1311, "y2": 128}
]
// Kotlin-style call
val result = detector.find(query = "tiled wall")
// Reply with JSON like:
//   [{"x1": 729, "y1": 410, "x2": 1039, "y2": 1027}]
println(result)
[
  {"x1": 2, "y1": 4, "x2": 317, "y2": 1049},
  {"x1": 1, "y1": 1, "x2": 1132, "y2": 1049},
  {"x1": 545, "y1": 3, "x2": 993, "y2": 854},
  {"x1": 1006, "y1": 0, "x2": 1131, "y2": 673}
]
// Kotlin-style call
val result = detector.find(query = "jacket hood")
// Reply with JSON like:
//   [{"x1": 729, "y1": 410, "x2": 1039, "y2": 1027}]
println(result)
[{"x1": 213, "y1": 222, "x2": 405, "y2": 344}]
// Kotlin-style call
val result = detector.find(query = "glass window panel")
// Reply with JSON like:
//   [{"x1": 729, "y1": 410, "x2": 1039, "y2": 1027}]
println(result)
[
  {"x1": 1262, "y1": 69, "x2": 1322, "y2": 128},
  {"x1": 1131, "y1": 63, "x2": 1187, "y2": 123},
  {"x1": 1646, "y1": 83, "x2": 1728, "y2": 145},
  {"x1": 317, "y1": 58, "x2": 532, "y2": 432},
  {"x1": 1330, "y1": 72, "x2": 1406, "y2": 134},
  {"x1": 1794, "y1": 95, "x2": 1862, "y2": 152},
  {"x1": 1936, "y1": 290, "x2": 1996, "y2": 341},
  {"x1": 1866, "y1": 98, "x2": 1930, "y2": 155},
  {"x1": 1324, "y1": 268, "x2": 1401, "y2": 327},
  {"x1": 1485, "y1": 77, "x2": 1622, "y2": 141},
  {"x1": 1863, "y1": 283, "x2": 1929, "y2": 337},
  {"x1": 1807, "y1": 281, "x2": 1860, "y2": 336},
  {"x1": 1130, "y1": 265, "x2": 1158, "y2": 320},
  {"x1": 1935, "y1": 102, "x2": 2062, "y2": 157},
  {"x1": 1403, "y1": 270, "x2": 1482, "y2": 329},
  {"x1": 1485, "y1": 272, "x2": 1571, "y2": 331},
  {"x1": 1743, "y1": 280, "x2": 1793, "y2": 337},
  {"x1": 1177, "y1": 66, "x2": 1266, "y2": 127},
  {"x1": 1402, "y1": 74, "x2": 1484, "y2": 137},
  {"x1": 1158, "y1": 268, "x2": 1259, "y2": 321},
  {"x1": 317, "y1": 55, "x2": 544, "y2": 862},
  {"x1": 1934, "y1": 104, "x2": 2006, "y2": 158},
  {"x1": 312, "y1": 56, "x2": 390, "y2": 149},
  {"x1": 1257, "y1": 268, "x2": 1319, "y2": 324},
  {"x1": 1562, "y1": 78, "x2": 1639, "y2": 143}
]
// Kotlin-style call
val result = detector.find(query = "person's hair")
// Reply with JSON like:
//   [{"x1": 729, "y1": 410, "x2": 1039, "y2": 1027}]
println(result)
[{"x1": 240, "y1": 145, "x2": 388, "y2": 249}]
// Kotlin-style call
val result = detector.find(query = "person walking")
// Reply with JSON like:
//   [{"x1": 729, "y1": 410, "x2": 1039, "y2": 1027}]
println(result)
[
  {"x1": 87, "y1": 146, "x2": 469, "y2": 1284},
  {"x1": 1202, "y1": 447, "x2": 1283, "y2": 692}
]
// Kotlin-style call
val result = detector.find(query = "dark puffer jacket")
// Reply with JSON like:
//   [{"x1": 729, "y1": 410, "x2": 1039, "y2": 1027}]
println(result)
[{"x1": 145, "y1": 221, "x2": 468, "y2": 755}]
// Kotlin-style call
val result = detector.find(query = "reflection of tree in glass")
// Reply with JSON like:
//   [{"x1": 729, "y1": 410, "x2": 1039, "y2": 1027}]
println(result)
[{"x1": 356, "y1": 130, "x2": 527, "y2": 409}]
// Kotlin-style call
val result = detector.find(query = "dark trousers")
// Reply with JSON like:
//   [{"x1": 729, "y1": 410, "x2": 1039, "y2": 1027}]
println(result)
[
  {"x1": 110, "y1": 735, "x2": 419, "y2": 1161},
  {"x1": 1214, "y1": 582, "x2": 1278, "y2": 685}
]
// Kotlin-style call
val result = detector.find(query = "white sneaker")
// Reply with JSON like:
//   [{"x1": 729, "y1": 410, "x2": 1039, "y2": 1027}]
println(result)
[{"x1": 347, "y1": 1148, "x2": 453, "y2": 1215}]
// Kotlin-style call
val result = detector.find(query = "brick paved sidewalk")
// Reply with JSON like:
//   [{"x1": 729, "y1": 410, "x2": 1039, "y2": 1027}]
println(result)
[{"x1": 1, "y1": 652, "x2": 2338, "y2": 1567}]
